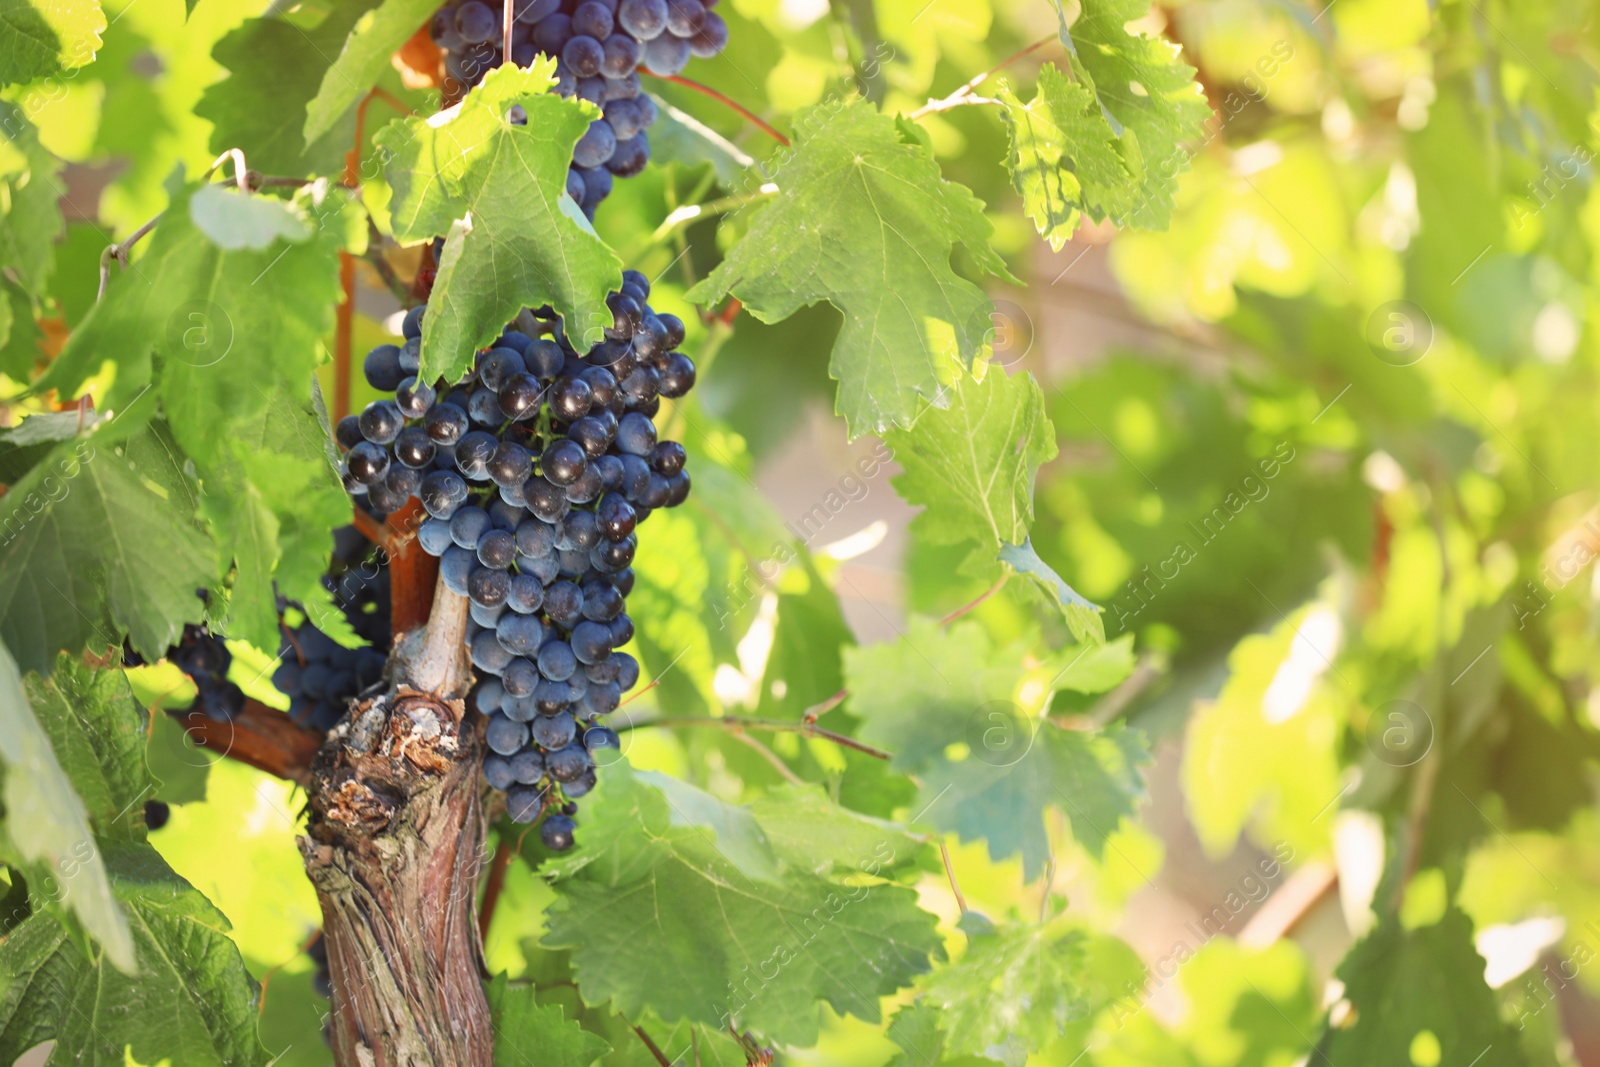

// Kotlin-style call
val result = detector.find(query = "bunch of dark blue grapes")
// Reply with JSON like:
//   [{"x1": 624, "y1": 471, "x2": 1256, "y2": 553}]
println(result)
[
  {"x1": 337, "y1": 269, "x2": 694, "y2": 850},
  {"x1": 167, "y1": 624, "x2": 248, "y2": 722},
  {"x1": 428, "y1": 0, "x2": 729, "y2": 218},
  {"x1": 273, "y1": 528, "x2": 393, "y2": 733}
]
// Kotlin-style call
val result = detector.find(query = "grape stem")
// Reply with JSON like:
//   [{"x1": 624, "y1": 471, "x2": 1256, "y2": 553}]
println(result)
[
  {"x1": 639, "y1": 70, "x2": 791, "y2": 147},
  {"x1": 613, "y1": 712, "x2": 892, "y2": 761},
  {"x1": 939, "y1": 571, "x2": 1010, "y2": 626},
  {"x1": 908, "y1": 33, "x2": 1059, "y2": 119},
  {"x1": 633, "y1": 1026, "x2": 673, "y2": 1067},
  {"x1": 729, "y1": 729, "x2": 806, "y2": 785},
  {"x1": 939, "y1": 841, "x2": 967, "y2": 912}
]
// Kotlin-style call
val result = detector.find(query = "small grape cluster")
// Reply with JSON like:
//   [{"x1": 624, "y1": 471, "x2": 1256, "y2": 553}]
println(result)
[
  {"x1": 274, "y1": 528, "x2": 394, "y2": 732},
  {"x1": 429, "y1": 0, "x2": 729, "y2": 217},
  {"x1": 168, "y1": 624, "x2": 247, "y2": 722},
  {"x1": 338, "y1": 270, "x2": 694, "y2": 850}
]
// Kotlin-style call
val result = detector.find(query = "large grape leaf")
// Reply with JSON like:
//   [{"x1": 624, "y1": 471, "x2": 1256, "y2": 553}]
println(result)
[
  {"x1": 195, "y1": 9, "x2": 370, "y2": 177},
  {"x1": 844, "y1": 619, "x2": 1144, "y2": 878},
  {"x1": 686, "y1": 100, "x2": 1011, "y2": 437},
  {"x1": 996, "y1": 63, "x2": 1133, "y2": 250},
  {"x1": 913, "y1": 913, "x2": 1088, "y2": 1067},
  {"x1": 1315, "y1": 910, "x2": 1527, "y2": 1067},
  {"x1": 0, "y1": 842, "x2": 268, "y2": 1067},
  {"x1": 0, "y1": 420, "x2": 215, "y2": 674},
  {"x1": 0, "y1": 645, "x2": 134, "y2": 973},
  {"x1": 303, "y1": 0, "x2": 437, "y2": 143},
  {"x1": 377, "y1": 61, "x2": 621, "y2": 383},
  {"x1": 0, "y1": 103, "x2": 63, "y2": 298},
  {"x1": 542, "y1": 764, "x2": 943, "y2": 1047},
  {"x1": 1057, "y1": 0, "x2": 1211, "y2": 230},
  {"x1": 486, "y1": 976, "x2": 611, "y2": 1067},
  {"x1": 0, "y1": 0, "x2": 104, "y2": 86}
]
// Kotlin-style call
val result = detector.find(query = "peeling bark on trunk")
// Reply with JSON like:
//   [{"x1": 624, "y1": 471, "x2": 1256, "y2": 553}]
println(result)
[{"x1": 299, "y1": 577, "x2": 491, "y2": 1067}]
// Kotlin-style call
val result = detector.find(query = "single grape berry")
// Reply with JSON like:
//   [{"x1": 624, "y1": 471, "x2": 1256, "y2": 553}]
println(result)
[
  {"x1": 540, "y1": 813, "x2": 576, "y2": 849},
  {"x1": 347, "y1": 441, "x2": 390, "y2": 484}
]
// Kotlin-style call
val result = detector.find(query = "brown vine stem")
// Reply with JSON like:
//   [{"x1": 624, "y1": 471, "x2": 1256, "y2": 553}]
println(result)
[
  {"x1": 800, "y1": 688, "x2": 847, "y2": 724},
  {"x1": 614, "y1": 713, "x2": 892, "y2": 761},
  {"x1": 477, "y1": 835, "x2": 515, "y2": 943},
  {"x1": 907, "y1": 33, "x2": 1058, "y2": 119},
  {"x1": 940, "y1": 571, "x2": 1009, "y2": 626},
  {"x1": 633, "y1": 1026, "x2": 673, "y2": 1067},
  {"x1": 639, "y1": 70, "x2": 791, "y2": 146}
]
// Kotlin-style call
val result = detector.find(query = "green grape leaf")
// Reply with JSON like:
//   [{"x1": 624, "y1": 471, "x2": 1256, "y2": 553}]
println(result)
[
  {"x1": 304, "y1": 0, "x2": 435, "y2": 143},
  {"x1": 24, "y1": 654, "x2": 152, "y2": 843},
  {"x1": 1316, "y1": 910, "x2": 1527, "y2": 1067},
  {"x1": 543, "y1": 764, "x2": 943, "y2": 1047},
  {"x1": 915, "y1": 914, "x2": 1089, "y2": 1067},
  {"x1": 846, "y1": 616, "x2": 1026, "y2": 772},
  {"x1": 377, "y1": 61, "x2": 620, "y2": 383},
  {"x1": 0, "y1": 103, "x2": 64, "y2": 297},
  {"x1": 886, "y1": 369, "x2": 1055, "y2": 568},
  {"x1": 0, "y1": 644, "x2": 134, "y2": 973},
  {"x1": 686, "y1": 99, "x2": 1012, "y2": 437},
  {"x1": 845, "y1": 618, "x2": 1143, "y2": 878},
  {"x1": 44, "y1": 178, "x2": 355, "y2": 436},
  {"x1": 195, "y1": 9, "x2": 368, "y2": 177},
  {"x1": 0, "y1": 278, "x2": 42, "y2": 381},
  {"x1": 485, "y1": 975, "x2": 611, "y2": 1066},
  {"x1": 0, "y1": 0, "x2": 104, "y2": 86},
  {"x1": 0, "y1": 842, "x2": 268, "y2": 1067},
  {"x1": 0, "y1": 422, "x2": 215, "y2": 674},
  {"x1": 1057, "y1": 0, "x2": 1211, "y2": 229},
  {"x1": 996, "y1": 63, "x2": 1133, "y2": 249},
  {"x1": 188, "y1": 184, "x2": 312, "y2": 250},
  {"x1": 0, "y1": 410, "x2": 84, "y2": 484},
  {"x1": 999, "y1": 539, "x2": 1105, "y2": 644},
  {"x1": 917, "y1": 723, "x2": 1149, "y2": 881},
  {"x1": 885, "y1": 1003, "x2": 950, "y2": 1067},
  {"x1": 40, "y1": 180, "x2": 355, "y2": 654}
]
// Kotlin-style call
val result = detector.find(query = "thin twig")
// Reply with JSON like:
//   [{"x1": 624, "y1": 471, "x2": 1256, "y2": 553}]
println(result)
[
  {"x1": 615, "y1": 713, "x2": 892, "y2": 761},
  {"x1": 940, "y1": 571, "x2": 1010, "y2": 626},
  {"x1": 909, "y1": 33, "x2": 1058, "y2": 119},
  {"x1": 633, "y1": 1026, "x2": 673, "y2": 1067},
  {"x1": 640, "y1": 70, "x2": 791, "y2": 146},
  {"x1": 477, "y1": 836, "x2": 515, "y2": 943},
  {"x1": 940, "y1": 842, "x2": 967, "y2": 912},
  {"x1": 618, "y1": 676, "x2": 661, "y2": 706},
  {"x1": 502, "y1": 0, "x2": 513, "y2": 67},
  {"x1": 800, "y1": 688, "x2": 847, "y2": 724},
  {"x1": 729, "y1": 729, "x2": 805, "y2": 785},
  {"x1": 96, "y1": 148, "x2": 253, "y2": 301}
]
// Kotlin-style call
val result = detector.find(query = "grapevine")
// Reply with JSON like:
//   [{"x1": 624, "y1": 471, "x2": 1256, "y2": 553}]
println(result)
[{"x1": 2, "y1": 4, "x2": 1595, "y2": 1067}]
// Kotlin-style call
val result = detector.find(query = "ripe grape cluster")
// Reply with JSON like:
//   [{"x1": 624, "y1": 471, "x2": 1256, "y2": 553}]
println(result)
[
  {"x1": 429, "y1": 0, "x2": 729, "y2": 217},
  {"x1": 273, "y1": 529, "x2": 394, "y2": 733},
  {"x1": 338, "y1": 270, "x2": 694, "y2": 849},
  {"x1": 167, "y1": 625, "x2": 248, "y2": 722}
]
